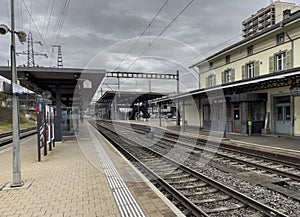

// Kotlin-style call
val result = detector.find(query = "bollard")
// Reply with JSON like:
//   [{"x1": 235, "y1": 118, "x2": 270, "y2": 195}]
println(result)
[{"x1": 248, "y1": 120, "x2": 252, "y2": 136}]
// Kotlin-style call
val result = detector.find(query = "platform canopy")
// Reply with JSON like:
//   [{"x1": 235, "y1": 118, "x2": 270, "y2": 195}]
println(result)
[
  {"x1": 98, "y1": 91, "x2": 166, "y2": 105},
  {"x1": 0, "y1": 66, "x2": 106, "y2": 107},
  {"x1": 151, "y1": 67, "x2": 300, "y2": 104}
]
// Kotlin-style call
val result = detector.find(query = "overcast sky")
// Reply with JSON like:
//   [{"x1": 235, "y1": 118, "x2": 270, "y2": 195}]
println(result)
[{"x1": 1, "y1": 0, "x2": 300, "y2": 94}]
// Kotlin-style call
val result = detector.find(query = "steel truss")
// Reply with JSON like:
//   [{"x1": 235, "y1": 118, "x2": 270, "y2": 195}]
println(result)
[
  {"x1": 225, "y1": 75, "x2": 300, "y2": 95},
  {"x1": 106, "y1": 71, "x2": 178, "y2": 80}
]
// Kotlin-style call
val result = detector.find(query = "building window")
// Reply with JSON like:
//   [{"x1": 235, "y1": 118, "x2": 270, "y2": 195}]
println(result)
[
  {"x1": 248, "y1": 102, "x2": 265, "y2": 121},
  {"x1": 206, "y1": 74, "x2": 216, "y2": 88},
  {"x1": 247, "y1": 45, "x2": 253, "y2": 56},
  {"x1": 275, "y1": 52, "x2": 286, "y2": 71},
  {"x1": 207, "y1": 75, "x2": 214, "y2": 87},
  {"x1": 225, "y1": 55, "x2": 230, "y2": 64},
  {"x1": 225, "y1": 69, "x2": 232, "y2": 83},
  {"x1": 246, "y1": 62, "x2": 255, "y2": 78},
  {"x1": 276, "y1": 33, "x2": 284, "y2": 45}
]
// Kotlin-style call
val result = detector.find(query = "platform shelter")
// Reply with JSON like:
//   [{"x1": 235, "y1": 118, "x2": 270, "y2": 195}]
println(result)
[{"x1": 0, "y1": 66, "x2": 106, "y2": 141}]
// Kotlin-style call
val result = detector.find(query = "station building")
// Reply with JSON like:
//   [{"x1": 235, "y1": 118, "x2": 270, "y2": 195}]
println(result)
[{"x1": 182, "y1": 2, "x2": 300, "y2": 136}]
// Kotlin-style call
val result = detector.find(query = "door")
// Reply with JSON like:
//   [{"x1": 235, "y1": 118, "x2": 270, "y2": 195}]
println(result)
[
  {"x1": 232, "y1": 105, "x2": 241, "y2": 133},
  {"x1": 275, "y1": 103, "x2": 291, "y2": 134}
]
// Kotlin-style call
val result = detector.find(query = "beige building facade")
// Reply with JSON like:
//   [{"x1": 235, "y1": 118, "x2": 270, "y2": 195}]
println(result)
[{"x1": 189, "y1": 5, "x2": 300, "y2": 136}]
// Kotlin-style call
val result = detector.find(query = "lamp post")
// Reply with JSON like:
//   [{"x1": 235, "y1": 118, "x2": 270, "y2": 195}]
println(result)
[{"x1": 0, "y1": 0, "x2": 27, "y2": 187}]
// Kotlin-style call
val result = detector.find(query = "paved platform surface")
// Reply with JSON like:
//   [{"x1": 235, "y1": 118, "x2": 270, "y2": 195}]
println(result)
[
  {"x1": 0, "y1": 123, "x2": 181, "y2": 217},
  {"x1": 167, "y1": 124, "x2": 300, "y2": 153},
  {"x1": 128, "y1": 119, "x2": 300, "y2": 153}
]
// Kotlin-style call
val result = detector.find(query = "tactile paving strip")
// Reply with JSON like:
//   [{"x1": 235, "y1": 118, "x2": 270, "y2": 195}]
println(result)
[{"x1": 88, "y1": 127, "x2": 146, "y2": 217}]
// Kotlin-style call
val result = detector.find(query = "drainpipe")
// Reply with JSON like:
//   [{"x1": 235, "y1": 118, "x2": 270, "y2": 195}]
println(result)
[
  {"x1": 286, "y1": 32, "x2": 294, "y2": 136},
  {"x1": 286, "y1": 32, "x2": 294, "y2": 68}
]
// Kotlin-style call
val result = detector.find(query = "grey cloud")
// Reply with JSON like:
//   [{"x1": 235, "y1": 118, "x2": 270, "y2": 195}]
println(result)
[{"x1": 2, "y1": 0, "x2": 292, "y2": 93}]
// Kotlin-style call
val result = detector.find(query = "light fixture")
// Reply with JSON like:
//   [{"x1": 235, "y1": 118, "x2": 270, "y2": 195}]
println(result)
[{"x1": 0, "y1": 24, "x2": 27, "y2": 43}]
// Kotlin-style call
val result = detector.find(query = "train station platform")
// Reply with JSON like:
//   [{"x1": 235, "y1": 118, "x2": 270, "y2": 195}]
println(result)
[
  {"x1": 126, "y1": 119, "x2": 300, "y2": 151},
  {"x1": 121, "y1": 119, "x2": 300, "y2": 161},
  {"x1": 0, "y1": 122, "x2": 183, "y2": 217},
  {"x1": 166, "y1": 124, "x2": 300, "y2": 152}
]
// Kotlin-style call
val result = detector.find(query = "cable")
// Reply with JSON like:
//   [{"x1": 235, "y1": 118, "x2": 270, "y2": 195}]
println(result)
[
  {"x1": 21, "y1": 0, "x2": 52, "y2": 56},
  {"x1": 41, "y1": 0, "x2": 51, "y2": 37},
  {"x1": 161, "y1": 3, "x2": 300, "y2": 74},
  {"x1": 113, "y1": 0, "x2": 169, "y2": 71},
  {"x1": 5, "y1": 0, "x2": 10, "y2": 20},
  {"x1": 50, "y1": 0, "x2": 70, "y2": 45},
  {"x1": 126, "y1": 0, "x2": 194, "y2": 71},
  {"x1": 21, "y1": 0, "x2": 65, "y2": 65},
  {"x1": 44, "y1": 0, "x2": 56, "y2": 43},
  {"x1": 29, "y1": 0, "x2": 33, "y2": 30}
]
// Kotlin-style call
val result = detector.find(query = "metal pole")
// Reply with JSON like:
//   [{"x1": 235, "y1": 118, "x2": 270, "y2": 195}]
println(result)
[
  {"x1": 176, "y1": 70, "x2": 180, "y2": 126},
  {"x1": 43, "y1": 101, "x2": 47, "y2": 156},
  {"x1": 182, "y1": 99, "x2": 185, "y2": 132},
  {"x1": 11, "y1": 0, "x2": 23, "y2": 187},
  {"x1": 137, "y1": 99, "x2": 140, "y2": 121},
  {"x1": 159, "y1": 104, "x2": 162, "y2": 127},
  {"x1": 54, "y1": 84, "x2": 62, "y2": 141},
  {"x1": 37, "y1": 112, "x2": 41, "y2": 162}
]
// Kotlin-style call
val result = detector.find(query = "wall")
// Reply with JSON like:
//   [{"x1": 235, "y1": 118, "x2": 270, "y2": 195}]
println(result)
[
  {"x1": 294, "y1": 96, "x2": 300, "y2": 136},
  {"x1": 198, "y1": 19, "x2": 300, "y2": 89},
  {"x1": 184, "y1": 99, "x2": 200, "y2": 127}
]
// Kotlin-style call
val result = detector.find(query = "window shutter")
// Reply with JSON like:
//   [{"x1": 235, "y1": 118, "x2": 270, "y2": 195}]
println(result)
[
  {"x1": 206, "y1": 77, "x2": 209, "y2": 88},
  {"x1": 231, "y1": 68, "x2": 235, "y2": 82},
  {"x1": 269, "y1": 55, "x2": 274, "y2": 73},
  {"x1": 213, "y1": 74, "x2": 216, "y2": 86},
  {"x1": 254, "y1": 61, "x2": 260, "y2": 77},
  {"x1": 286, "y1": 50, "x2": 292, "y2": 69},
  {"x1": 221, "y1": 71, "x2": 225, "y2": 84},
  {"x1": 242, "y1": 65, "x2": 246, "y2": 79}
]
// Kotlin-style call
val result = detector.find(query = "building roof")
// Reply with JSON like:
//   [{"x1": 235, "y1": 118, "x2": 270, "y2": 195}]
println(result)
[
  {"x1": 0, "y1": 66, "x2": 106, "y2": 107},
  {"x1": 151, "y1": 67, "x2": 300, "y2": 103},
  {"x1": 98, "y1": 91, "x2": 165, "y2": 105},
  {"x1": 190, "y1": 9, "x2": 300, "y2": 68}
]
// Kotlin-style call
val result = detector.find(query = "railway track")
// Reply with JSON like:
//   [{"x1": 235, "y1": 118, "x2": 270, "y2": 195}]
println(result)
[
  {"x1": 94, "y1": 121, "x2": 290, "y2": 217},
  {"x1": 0, "y1": 127, "x2": 37, "y2": 146},
  {"x1": 107, "y1": 120, "x2": 300, "y2": 200}
]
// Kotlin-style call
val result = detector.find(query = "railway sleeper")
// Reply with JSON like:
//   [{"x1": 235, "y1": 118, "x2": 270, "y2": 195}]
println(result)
[
  {"x1": 194, "y1": 195, "x2": 231, "y2": 204},
  {"x1": 175, "y1": 182, "x2": 208, "y2": 190},
  {"x1": 183, "y1": 188, "x2": 218, "y2": 196},
  {"x1": 277, "y1": 167, "x2": 297, "y2": 172},
  {"x1": 163, "y1": 169, "x2": 185, "y2": 176},
  {"x1": 164, "y1": 173, "x2": 191, "y2": 180},
  {"x1": 148, "y1": 166, "x2": 178, "y2": 173},
  {"x1": 204, "y1": 203, "x2": 245, "y2": 214},
  {"x1": 167, "y1": 178, "x2": 198, "y2": 184}
]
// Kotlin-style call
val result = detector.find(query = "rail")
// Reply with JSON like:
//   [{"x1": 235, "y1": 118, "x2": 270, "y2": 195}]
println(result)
[{"x1": 0, "y1": 127, "x2": 37, "y2": 146}]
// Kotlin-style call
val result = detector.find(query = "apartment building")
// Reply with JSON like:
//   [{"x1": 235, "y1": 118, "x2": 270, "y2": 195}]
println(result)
[
  {"x1": 242, "y1": 1, "x2": 300, "y2": 38},
  {"x1": 191, "y1": 4, "x2": 300, "y2": 136}
]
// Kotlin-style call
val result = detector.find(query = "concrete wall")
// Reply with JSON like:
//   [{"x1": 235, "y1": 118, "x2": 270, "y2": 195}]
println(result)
[
  {"x1": 294, "y1": 96, "x2": 300, "y2": 136},
  {"x1": 184, "y1": 99, "x2": 200, "y2": 127}
]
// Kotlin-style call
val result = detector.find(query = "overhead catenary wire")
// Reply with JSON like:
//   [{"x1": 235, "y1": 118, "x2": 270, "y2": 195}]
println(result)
[
  {"x1": 113, "y1": 0, "x2": 169, "y2": 71},
  {"x1": 160, "y1": 33, "x2": 243, "y2": 75},
  {"x1": 161, "y1": 3, "x2": 300, "y2": 74},
  {"x1": 39, "y1": 0, "x2": 56, "y2": 66},
  {"x1": 5, "y1": 0, "x2": 10, "y2": 21},
  {"x1": 43, "y1": 0, "x2": 56, "y2": 43},
  {"x1": 125, "y1": 0, "x2": 195, "y2": 71},
  {"x1": 41, "y1": 0, "x2": 52, "y2": 38},
  {"x1": 21, "y1": 0, "x2": 52, "y2": 57},
  {"x1": 49, "y1": 0, "x2": 71, "y2": 45}
]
